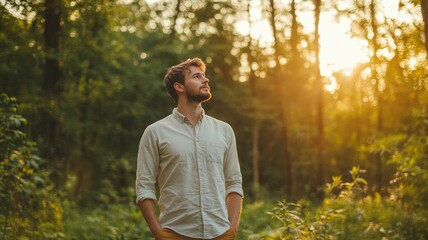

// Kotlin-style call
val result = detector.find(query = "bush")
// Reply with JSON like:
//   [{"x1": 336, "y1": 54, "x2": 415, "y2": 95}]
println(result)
[
  {"x1": 240, "y1": 200, "x2": 282, "y2": 239},
  {"x1": 256, "y1": 145, "x2": 428, "y2": 240},
  {"x1": 62, "y1": 203, "x2": 151, "y2": 239},
  {"x1": 0, "y1": 94, "x2": 64, "y2": 239}
]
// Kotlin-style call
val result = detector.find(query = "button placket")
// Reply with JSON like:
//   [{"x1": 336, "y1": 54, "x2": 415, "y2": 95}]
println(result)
[
  {"x1": 193, "y1": 124, "x2": 205, "y2": 236},
  {"x1": 196, "y1": 122, "x2": 210, "y2": 238}
]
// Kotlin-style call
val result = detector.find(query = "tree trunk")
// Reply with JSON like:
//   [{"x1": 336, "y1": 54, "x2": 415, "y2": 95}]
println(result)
[
  {"x1": 290, "y1": 0, "x2": 299, "y2": 58},
  {"x1": 73, "y1": 9, "x2": 104, "y2": 202},
  {"x1": 246, "y1": 0, "x2": 261, "y2": 199},
  {"x1": 370, "y1": 0, "x2": 383, "y2": 189},
  {"x1": 313, "y1": 0, "x2": 324, "y2": 198},
  {"x1": 251, "y1": 121, "x2": 261, "y2": 198},
  {"x1": 74, "y1": 78, "x2": 92, "y2": 201},
  {"x1": 43, "y1": 0, "x2": 64, "y2": 187},
  {"x1": 422, "y1": 0, "x2": 428, "y2": 56},
  {"x1": 268, "y1": 0, "x2": 293, "y2": 197}
]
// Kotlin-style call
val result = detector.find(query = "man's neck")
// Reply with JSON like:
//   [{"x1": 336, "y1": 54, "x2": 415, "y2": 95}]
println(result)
[{"x1": 177, "y1": 102, "x2": 203, "y2": 126}]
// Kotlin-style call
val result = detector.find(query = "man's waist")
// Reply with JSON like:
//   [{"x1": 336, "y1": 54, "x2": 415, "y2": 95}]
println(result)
[{"x1": 159, "y1": 208, "x2": 230, "y2": 239}]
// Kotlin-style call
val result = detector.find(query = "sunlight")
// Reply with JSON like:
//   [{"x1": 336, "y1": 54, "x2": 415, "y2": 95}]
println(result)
[
  {"x1": 235, "y1": 2, "x2": 370, "y2": 81},
  {"x1": 318, "y1": 15, "x2": 369, "y2": 77},
  {"x1": 324, "y1": 78, "x2": 338, "y2": 93},
  {"x1": 225, "y1": 0, "x2": 407, "y2": 75},
  {"x1": 381, "y1": 0, "x2": 399, "y2": 18},
  {"x1": 1, "y1": 0, "x2": 36, "y2": 21},
  {"x1": 235, "y1": 0, "x2": 273, "y2": 47},
  {"x1": 235, "y1": 19, "x2": 273, "y2": 47}
]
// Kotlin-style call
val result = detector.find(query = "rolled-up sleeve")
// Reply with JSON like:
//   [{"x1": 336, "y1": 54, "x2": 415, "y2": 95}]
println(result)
[
  {"x1": 135, "y1": 126, "x2": 159, "y2": 204},
  {"x1": 223, "y1": 125, "x2": 244, "y2": 198}
]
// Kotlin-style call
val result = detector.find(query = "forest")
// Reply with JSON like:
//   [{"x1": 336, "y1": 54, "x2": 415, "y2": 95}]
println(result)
[{"x1": 1, "y1": 0, "x2": 427, "y2": 239}]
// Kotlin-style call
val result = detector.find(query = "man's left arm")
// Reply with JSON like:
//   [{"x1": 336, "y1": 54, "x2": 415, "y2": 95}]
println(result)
[{"x1": 227, "y1": 192, "x2": 243, "y2": 232}]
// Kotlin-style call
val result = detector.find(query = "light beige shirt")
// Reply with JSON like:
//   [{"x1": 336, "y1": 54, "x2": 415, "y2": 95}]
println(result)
[{"x1": 136, "y1": 108, "x2": 243, "y2": 239}]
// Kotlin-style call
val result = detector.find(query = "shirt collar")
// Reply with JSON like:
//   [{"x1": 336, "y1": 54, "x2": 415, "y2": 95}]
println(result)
[{"x1": 172, "y1": 107, "x2": 205, "y2": 124}]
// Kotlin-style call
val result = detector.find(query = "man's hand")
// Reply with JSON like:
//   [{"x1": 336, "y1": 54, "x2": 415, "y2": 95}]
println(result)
[
  {"x1": 226, "y1": 192, "x2": 243, "y2": 232},
  {"x1": 138, "y1": 199, "x2": 162, "y2": 237}
]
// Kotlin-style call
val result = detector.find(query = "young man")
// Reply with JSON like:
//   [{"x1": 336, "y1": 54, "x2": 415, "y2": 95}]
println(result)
[{"x1": 136, "y1": 58, "x2": 244, "y2": 240}]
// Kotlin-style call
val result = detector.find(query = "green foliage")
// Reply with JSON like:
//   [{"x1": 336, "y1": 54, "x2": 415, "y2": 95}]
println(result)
[
  {"x1": 62, "y1": 200, "x2": 280, "y2": 240},
  {"x1": 256, "y1": 155, "x2": 428, "y2": 240},
  {"x1": 0, "y1": 94, "x2": 63, "y2": 239},
  {"x1": 388, "y1": 133, "x2": 428, "y2": 210},
  {"x1": 239, "y1": 201, "x2": 282, "y2": 239},
  {"x1": 265, "y1": 202, "x2": 315, "y2": 240},
  {"x1": 0, "y1": 4, "x2": 42, "y2": 97},
  {"x1": 2, "y1": 0, "x2": 426, "y2": 206},
  {"x1": 63, "y1": 203, "x2": 151, "y2": 240}
]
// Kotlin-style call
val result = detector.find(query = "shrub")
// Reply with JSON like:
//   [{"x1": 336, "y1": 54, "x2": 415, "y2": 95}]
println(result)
[
  {"x1": 62, "y1": 203, "x2": 152, "y2": 239},
  {"x1": 257, "y1": 148, "x2": 428, "y2": 240},
  {"x1": 0, "y1": 94, "x2": 64, "y2": 239}
]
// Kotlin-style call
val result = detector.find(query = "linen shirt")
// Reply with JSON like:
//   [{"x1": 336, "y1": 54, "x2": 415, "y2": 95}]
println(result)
[{"x1": 135, "y1": 108, "x2": 243, "y2": 239}]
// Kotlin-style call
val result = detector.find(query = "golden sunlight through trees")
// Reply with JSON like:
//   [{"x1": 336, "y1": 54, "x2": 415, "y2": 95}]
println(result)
[{"x1": 235, "y1": 0, "x2": 402, "y2": 93}]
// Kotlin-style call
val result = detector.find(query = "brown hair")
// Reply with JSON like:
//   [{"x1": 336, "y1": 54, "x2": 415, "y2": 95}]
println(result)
[{"x1": 163, "y1": 58, "x2": 206, "y2": 103}]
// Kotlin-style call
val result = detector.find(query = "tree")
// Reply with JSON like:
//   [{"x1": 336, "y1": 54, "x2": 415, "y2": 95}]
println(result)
[
  {"x1": 61, "y1": 0, "x2": 154, "y2": 204},
  {"x1": 332, "y1": 0, "x2": 427, "y2": 191},
  {"x1": 268, "y1": 0, "x2": 293, "y2": 197},
  {"x1": 422, "y1": 0, "x2": 428, "y2": 55},
  {"x1": 42, "y1": 0, "x2": 65, "y2": 187},
  {"x1": 313, "y1": 0, "x2": 324, "y2": 197},
  {"x1": 245, "y1": 0, "x2": 261, "y2": 199},
  {"x1": 367, "y1": 0, "x2": 385, "y2": 189}
]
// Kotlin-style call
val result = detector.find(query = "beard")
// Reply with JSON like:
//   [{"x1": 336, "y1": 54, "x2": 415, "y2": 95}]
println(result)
[{"x1": 186, "y1": 90, "x2": 212, "y2": 103}]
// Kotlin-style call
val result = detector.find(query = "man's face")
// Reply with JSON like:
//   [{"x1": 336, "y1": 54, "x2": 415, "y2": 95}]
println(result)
[{"x1": 183, "y1": 66, "x2": 211, "y2": 103}]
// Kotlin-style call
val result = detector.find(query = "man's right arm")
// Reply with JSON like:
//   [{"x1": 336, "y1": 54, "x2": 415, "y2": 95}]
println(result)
[
  {"x1": 136, "y1": 127, "x2": 162, "y2": 237},
  {"x1": 138, "y1": 199, "x2": 162, "y2": 238}
]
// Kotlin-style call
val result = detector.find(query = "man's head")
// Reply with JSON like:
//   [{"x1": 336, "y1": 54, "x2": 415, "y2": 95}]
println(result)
[{"x1": 164, "y1": 58, "x2": 207, "y2": 103}]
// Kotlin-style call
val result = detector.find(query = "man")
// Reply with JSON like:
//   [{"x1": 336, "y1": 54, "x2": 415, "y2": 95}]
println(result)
[{"x1": 135, "y1": 57, "x2": 244, "y2": 240}]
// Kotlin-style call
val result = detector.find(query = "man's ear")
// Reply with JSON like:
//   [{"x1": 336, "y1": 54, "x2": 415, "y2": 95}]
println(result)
[{"x1": 174, "y1": 82, "x2": 185, "y2": 93}]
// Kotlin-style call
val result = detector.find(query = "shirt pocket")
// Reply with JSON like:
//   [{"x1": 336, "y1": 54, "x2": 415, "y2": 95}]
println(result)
[{"x1": 205, "y1": 141, "x2": 225, "y2": 166}]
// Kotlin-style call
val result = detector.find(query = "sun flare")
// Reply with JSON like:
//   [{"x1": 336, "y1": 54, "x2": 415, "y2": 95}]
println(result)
[
  {"x1": 318, "y1": 15, "x2": 369, "y2": 77},
  {"x1": 235, "y1": 1, "x2": 376, "y2": 81}
]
